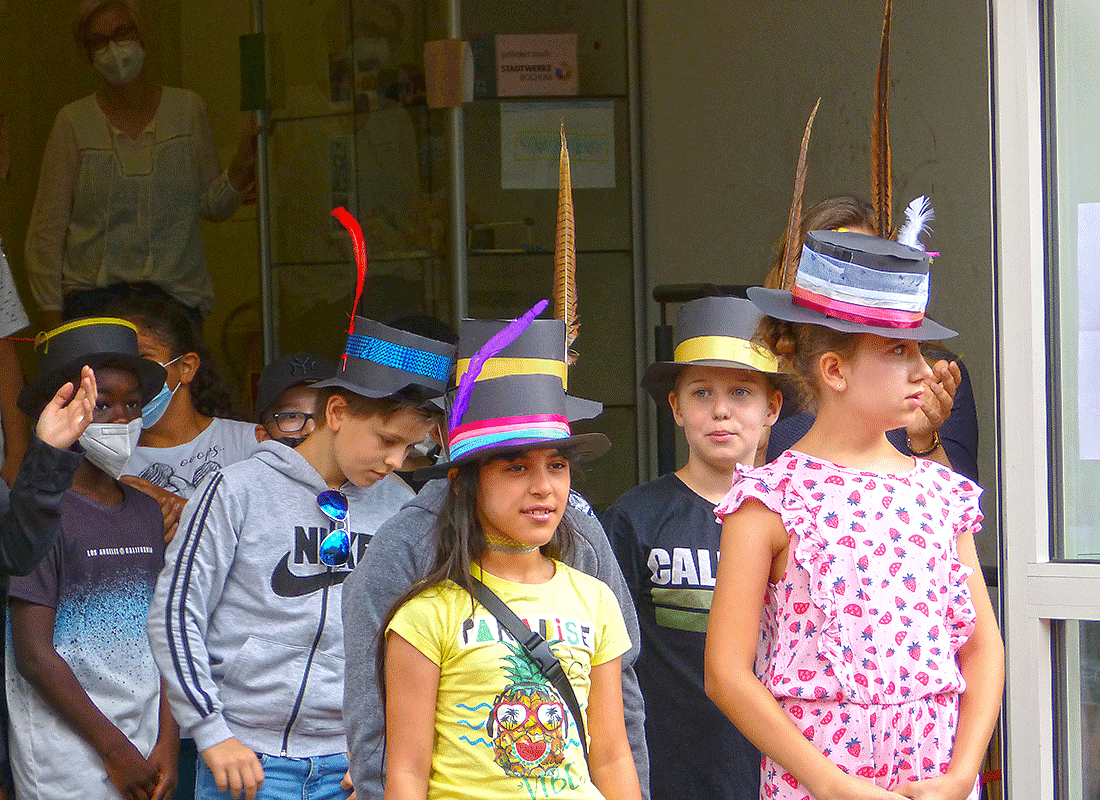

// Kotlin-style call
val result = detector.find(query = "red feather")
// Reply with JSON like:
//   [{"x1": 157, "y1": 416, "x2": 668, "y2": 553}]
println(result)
[{"x1": 332, "y1": 207, "x2": 369, "y2": 338}]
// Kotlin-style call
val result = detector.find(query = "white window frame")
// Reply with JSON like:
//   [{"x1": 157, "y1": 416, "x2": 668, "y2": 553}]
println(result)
[{"x1": 993, "y1": 1, "x2": 1100, "y2": 797}]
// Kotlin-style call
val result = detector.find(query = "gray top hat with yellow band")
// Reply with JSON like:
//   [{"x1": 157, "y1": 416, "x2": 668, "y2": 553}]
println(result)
[
  {"x1": 419, "y1": 302, "x2": 609, "y2": 478},
  {"x1": 454, "y1": 318, "x2": 602, "y2": 422},
  {"x1": 18, "y1": 317, "x2": 167, "y2": 417},
  {"x1": 642, "y1": 296, "x2": 780, "y2": 405},
  {"x1": 313, "y1": 316, "x2": 456, "y2": 402},
  {"x1": 749, "y1": 230, "x2": 956, "y2": 340}
]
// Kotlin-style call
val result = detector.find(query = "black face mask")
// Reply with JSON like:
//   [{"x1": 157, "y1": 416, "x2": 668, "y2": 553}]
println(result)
[{"x1": 275, "y1": 435, "x2": 306, "y2": 449}]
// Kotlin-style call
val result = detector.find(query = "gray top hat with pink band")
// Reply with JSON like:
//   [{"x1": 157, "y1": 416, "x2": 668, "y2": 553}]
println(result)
[
  {"x1": 748, "y1": 230, "x2": 956, "y2": 340},
  {"x1": 419, "y1": 300, "x2": 609, "y2": 477}
]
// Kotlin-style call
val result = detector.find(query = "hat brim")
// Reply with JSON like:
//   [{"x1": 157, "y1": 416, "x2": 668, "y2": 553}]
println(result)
[
  {"x1": 311, "y1": 375, "x2": 444, "y2": 405},
  {"x1": 18, "y1": 353, "x2": 166, "y2": 417},
  {"x1": 413, "y1": 432, "x2": 610, "y2": 480},
  {"x1": 427, "y1": 391, "x2": 603, "y2": 423},
  {"x1": 641, "y1": 358, "x2": 778, "y2": 405},
  {"x1": 747, "y1": 287, "x2": 957, "y2": 340}
]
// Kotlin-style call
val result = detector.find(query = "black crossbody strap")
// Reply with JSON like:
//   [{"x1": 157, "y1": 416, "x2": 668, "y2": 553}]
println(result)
[{"x1": 468, "y1": 577, "x2": 589, "y2": 763}]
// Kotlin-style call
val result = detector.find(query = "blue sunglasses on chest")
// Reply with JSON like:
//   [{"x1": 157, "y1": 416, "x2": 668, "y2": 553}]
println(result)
[{"x1": 317, "y1": 490, "x2": 350, "y2": 567}]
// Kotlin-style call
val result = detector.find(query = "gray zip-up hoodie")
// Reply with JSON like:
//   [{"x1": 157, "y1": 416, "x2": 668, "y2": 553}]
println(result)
[
  {"x1": 341, "y1": 479, "x2": 651, "y2": 799},
  {"x1": 147, "y1": 441, "x2": 413, "y2": 757}
]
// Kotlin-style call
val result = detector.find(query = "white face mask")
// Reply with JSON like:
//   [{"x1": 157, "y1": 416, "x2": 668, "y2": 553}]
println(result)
[
  {"x1": 93, "y1": 40, "x2": 145, "y2": 86},
  {"x1": 79, "y1": 419, "x2": 143, "y2": 479}
]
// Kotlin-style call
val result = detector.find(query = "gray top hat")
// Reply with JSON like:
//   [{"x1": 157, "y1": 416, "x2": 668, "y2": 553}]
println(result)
[
  {"x1": 417, "y1": 305, "x2": 610, "y2": 478},
  {"x1": 313, "y1": 316, "x2": 456, "y2": 402},
  {"x1": 749, "y1": 230, "x2": 956, "y2": 340},
  {"x1": 642, "y1": 296, "x2": 780, "y2": 405},
  {"x1": 18, "y1": 317, "x2": 167, "y2": 417}
]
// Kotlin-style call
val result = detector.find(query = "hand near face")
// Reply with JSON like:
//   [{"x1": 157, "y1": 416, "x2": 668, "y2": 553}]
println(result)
[
  {"x1": 906, "y1": 359, "x2": 961, "y2": 449},
  {"x1": 36, "y1": 365, "x2": 97, "y2": 450}
]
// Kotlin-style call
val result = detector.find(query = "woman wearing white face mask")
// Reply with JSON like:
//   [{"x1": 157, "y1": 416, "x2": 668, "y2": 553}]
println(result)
[{"x1": 25, "y1": 0, "x2": 258, "y2": 331}]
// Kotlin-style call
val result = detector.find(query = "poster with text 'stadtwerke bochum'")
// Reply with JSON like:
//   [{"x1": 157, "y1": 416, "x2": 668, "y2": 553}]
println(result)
[{"x1": 496, "y1": 34, "x2": 578, "y2": 97}]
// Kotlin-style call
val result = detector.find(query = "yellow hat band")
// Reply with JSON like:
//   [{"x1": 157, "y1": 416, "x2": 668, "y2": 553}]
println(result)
[
  {"x1": 34, "y1": 317, "x2": 138, "y2": 353},
  {"x1": 455, "y1": 356, "x2": 569, "y2": 389},
  {"x1": 673, "y1": 335, "x2": 779, "y2": 373}
]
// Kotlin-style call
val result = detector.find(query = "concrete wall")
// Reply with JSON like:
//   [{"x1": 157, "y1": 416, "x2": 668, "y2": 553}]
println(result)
[{"x1": 639, "y1": 0, "x2": 998, "y2": 562}]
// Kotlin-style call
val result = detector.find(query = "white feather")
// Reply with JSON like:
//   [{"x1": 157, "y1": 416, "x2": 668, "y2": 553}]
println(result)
[{"x1": 897, "y1": 195, "x2": 934, "y2": 250}]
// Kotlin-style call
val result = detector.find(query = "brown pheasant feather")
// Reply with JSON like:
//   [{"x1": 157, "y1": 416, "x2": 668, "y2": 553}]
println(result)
[
  {"x1": 872, "y1": 0, "x2": 893, "y2": 237},
  {"x1": 554, "y1": 122, "x2": 578, "y2": 367},
  {"x1": 779, "y1": 98, "x2": 820, "y2": 291}
]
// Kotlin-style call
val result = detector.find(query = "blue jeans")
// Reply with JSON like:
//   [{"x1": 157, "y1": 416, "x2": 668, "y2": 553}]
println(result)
[{"x1": 195, "y1": 752, "x2": 350, "y2": 800}]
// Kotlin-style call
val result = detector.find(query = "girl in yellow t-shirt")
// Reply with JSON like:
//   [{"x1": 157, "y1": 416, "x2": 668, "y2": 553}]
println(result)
[{"x1": 379, "y1": 307, "x2": 642, "y2": 800}]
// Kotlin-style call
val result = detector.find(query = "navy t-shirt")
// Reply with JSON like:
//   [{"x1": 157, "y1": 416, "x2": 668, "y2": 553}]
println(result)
[
  {"x1": 6, "y1": 484, "x2": 165, "y2": 795},
  {"x1": 604, "y1": 474, "x2": 760, "y2": 800}
]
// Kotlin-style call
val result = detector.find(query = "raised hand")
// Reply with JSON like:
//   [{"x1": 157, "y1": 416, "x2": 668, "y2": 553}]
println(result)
[{"x1": 36, "y1": 365, "x2": 97, "y2": 450}]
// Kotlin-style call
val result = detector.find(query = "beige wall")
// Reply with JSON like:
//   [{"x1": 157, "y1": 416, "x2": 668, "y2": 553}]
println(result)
[{"x1": 639, "y1": 0, "x2": 998, "y2": 560}]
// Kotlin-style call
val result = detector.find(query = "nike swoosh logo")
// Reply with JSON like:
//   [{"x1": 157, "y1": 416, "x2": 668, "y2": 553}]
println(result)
[{"x1": 270, "y1": 553, "x2": 349, "y2": 598}]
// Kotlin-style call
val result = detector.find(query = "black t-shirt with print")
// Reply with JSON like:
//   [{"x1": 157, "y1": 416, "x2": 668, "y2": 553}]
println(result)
[{"x1": 603, "y1": 474, "x2": 760, "y2": 800}]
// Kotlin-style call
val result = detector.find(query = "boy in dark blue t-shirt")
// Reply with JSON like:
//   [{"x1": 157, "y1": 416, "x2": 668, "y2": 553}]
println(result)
[
  {"x1": 6, "y1": 318, "x2": 177, "y2": 800},
  {"x1": 604, "y1": 297, "x2": 783, "y2": 800}
]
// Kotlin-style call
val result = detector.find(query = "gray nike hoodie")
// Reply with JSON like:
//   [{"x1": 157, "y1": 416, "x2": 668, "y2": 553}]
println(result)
[
  {"x1": 147, "y1": 441, "x2": 413, "y2": 757},
  {"x1": 341, "y1": 478, "x2": 651, "y2": 799}
]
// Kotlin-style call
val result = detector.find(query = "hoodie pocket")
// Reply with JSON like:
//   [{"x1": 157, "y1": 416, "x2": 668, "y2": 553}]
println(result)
[
  {"x1": 220, "y1": 635, "x2": 345, "y2": 736},
  {"x1": 221, "y1": 636, "x2": 308, "y2": 732}
]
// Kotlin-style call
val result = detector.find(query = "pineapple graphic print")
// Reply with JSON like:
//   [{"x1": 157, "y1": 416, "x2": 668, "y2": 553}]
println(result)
[{"x1": 486, "y1": 641, "x2": 568, "y2": 777}]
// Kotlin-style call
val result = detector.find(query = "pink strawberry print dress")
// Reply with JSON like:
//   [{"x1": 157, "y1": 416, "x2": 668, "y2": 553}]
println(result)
[{"x1": 714, "y1": 451, "x2": 982, "y2": 800}]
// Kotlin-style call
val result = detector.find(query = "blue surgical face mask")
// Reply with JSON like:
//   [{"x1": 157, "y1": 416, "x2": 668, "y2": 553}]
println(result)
[{"x1": 141, "y1": 355, "x2": 184, "y2": 429}]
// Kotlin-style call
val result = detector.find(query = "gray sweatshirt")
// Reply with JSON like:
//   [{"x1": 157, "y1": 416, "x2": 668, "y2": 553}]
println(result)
[
  {"x1": 147, "y1": 441, "x2": 413, "y2": 757},
  {"x1": 341, "y1": 478, "x2": 651, "y2": 799}
]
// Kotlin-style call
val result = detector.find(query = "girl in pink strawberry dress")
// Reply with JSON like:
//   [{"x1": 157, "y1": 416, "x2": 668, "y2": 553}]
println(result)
[{"x1": 703, "y1": 230, "x2": 1003, "y2": 800}]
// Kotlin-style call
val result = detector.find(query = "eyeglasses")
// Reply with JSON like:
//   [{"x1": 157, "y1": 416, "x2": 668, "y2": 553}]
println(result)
[
  {"x1": 269, "y1": 411, "x2": 315, "y2": 434},
  {"x1": 85, "y1": 22, "x2": 139, "y2": 53},
  {"x1": 317, "y1": 489, "x2": 350, "y2": 567}
]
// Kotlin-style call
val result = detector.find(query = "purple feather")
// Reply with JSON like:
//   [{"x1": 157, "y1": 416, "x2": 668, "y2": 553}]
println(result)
[{"x1": 449, "y1": 299, "x2": 549, "y2": 431}]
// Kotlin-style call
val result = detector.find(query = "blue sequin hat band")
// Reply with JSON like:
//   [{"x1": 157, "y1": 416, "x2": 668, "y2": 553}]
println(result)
[
  {"x1": 313, "y1": 316, "x2": 457, "y2": 401},
  {"x1": 344, "y1": 334, "x2": 452, "y2": 383}
]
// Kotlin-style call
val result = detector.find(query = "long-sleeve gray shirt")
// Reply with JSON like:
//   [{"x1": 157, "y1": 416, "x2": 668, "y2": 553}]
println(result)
[{"x1": 341, "y1": 478, "x2": 650, "y2": 799}]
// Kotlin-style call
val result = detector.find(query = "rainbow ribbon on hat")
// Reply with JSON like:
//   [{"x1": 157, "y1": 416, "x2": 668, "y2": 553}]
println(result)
[{"x1": 448, "y1": 413, "x2": 571, "y2": 460}]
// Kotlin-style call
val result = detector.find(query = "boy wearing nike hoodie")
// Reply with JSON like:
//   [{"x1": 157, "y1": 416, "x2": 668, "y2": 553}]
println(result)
[{"x1": 148, "y1": 315, "x2": 456, "y2": 800}]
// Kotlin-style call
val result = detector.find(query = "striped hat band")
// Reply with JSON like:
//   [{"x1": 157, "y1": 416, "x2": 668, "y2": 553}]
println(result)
[
  {"x1": 792, "y1": 244, "x2": 930, "y2": 329},
  {"x1": 447, "y1": 413, "x2": 571, "y2": 460}
]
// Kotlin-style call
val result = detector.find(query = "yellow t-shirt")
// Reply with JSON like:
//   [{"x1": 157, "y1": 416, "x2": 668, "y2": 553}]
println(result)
[{"x1": 387, "y1": 561, "x2": 632, "y2": 800}]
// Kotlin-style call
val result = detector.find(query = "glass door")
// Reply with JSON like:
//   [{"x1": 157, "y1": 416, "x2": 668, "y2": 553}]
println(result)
[
  {"x1": 260, "y1": 0, "x2": 455, "y2": 360},
  {"x1": 992, "y1": 0, "x2": 1100, "y2": 796}
]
